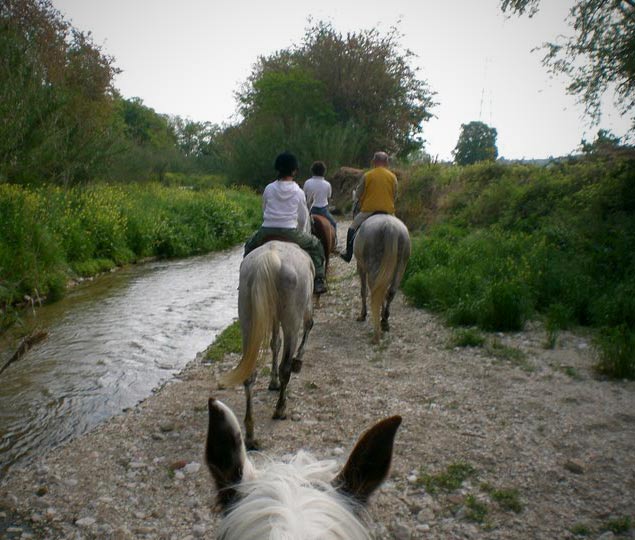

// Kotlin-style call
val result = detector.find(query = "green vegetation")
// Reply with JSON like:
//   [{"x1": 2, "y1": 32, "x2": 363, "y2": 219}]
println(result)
[
  {"x1": 489, "y1": 487, "x2": 523, "y2": 513},
  {"x1": 417, "y1": 462, "x2": 476, "y2": 493},
  {"x1": 602, "y1": 516, "x2": 632, "y2": 535},
  {"x1": 570, "y1": 523, "x2": 591, "y2": 536},
  {"x1": 0, "y1": 183, "x2": 260, "y2": 327},
  {"x1": 400, "y1": 155, "x2": 635, "y2": 379},
  {"x1": 464, "y1": 495, "x2": 489, "y2": 523},
  {"x1": 204, "y1": 321, "x2": 242, "y2": 363},
  {"x1": 451, "y1": 328, "x2": 486, "y2": 348},
  {"x1": 453, "y1": 121, "x2": 498, "y2": 165}
]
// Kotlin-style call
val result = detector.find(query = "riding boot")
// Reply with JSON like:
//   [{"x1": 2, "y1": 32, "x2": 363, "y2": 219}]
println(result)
[
  {"x1": 314, "y1": 276, "x2": 327, "y2": 295},
  {"x1": 339, "y1": 228, "x2": 355, "y2": 262}
]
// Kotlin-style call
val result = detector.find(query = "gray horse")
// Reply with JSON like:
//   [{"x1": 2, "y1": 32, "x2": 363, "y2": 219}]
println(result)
[
  {"x1": 221, "y1": 241, "x2": 314, "y2": 449},
  {"x1": 354, "y1": 215, "x2": 411, "y2": 344}
]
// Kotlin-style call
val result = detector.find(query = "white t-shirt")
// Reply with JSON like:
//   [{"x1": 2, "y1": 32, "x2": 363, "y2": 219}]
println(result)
[
  {"x1": 262, "y1": 180, "x2": 309, "y2": 230},
  {"x1": 303, "y1": 176, "x2": 332, "y2": 209}
]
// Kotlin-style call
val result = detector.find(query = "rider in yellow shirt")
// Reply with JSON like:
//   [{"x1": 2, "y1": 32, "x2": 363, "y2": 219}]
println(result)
[{"x1": 340, "y1": 151, "x2": 397, "y2": 262}]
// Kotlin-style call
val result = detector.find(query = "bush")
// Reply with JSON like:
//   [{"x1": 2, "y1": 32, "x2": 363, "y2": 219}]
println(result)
[
  {"x1": 594, "y1": 325, "x2": 635, "y2": 379},
  {"x1": 0, "y1": 183, "x2": 261, "y2": 309}
]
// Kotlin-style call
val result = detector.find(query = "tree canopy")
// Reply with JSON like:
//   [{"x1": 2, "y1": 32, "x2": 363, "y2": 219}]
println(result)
[
  {"x1": 227, "y1": 20, "x2": 436, "y2": 184},
  {"x1": 453, "y1": 121, "x2": 499, "y2": 165},
  {"x1": 501, "y1": 0, "x2": 635, "y2": 134}
]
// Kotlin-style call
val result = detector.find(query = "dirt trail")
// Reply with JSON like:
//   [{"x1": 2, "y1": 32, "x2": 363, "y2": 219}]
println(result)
[{"x1": 1, "y1": 233, "x2": 634, "y2": 539}]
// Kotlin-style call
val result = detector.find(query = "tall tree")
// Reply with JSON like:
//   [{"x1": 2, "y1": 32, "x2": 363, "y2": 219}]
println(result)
[
  {"x1": 236, "y1": 20, "x2": 436, "y2": 162},
  {"x1": 0, "y1": 0, "x2": 120, "y2": 185},
  {"x1": 453, "y1": 121, "x2": 498, "y2": 165},
  {"x1": 501, "y1": 0, "x2": 635, "y2": 133}
]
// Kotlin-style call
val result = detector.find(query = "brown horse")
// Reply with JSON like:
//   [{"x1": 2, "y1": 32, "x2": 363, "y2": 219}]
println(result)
[{"x1": 311, "y1": 214, "x2": 336, "y2": 277}]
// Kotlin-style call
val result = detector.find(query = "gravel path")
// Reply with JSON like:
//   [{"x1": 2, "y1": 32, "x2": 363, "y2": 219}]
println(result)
[{"x1": 1, "y1": 235, "x2": 634, "y2": 539}]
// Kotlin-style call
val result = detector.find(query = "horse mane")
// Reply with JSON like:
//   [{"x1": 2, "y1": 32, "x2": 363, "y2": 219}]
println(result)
[
  {"x1": 218, "y1": 451, "x2": 371, "y2": 540},
  {"x1": 221, "y1": 247, "x2": 281, "y2": 386}
]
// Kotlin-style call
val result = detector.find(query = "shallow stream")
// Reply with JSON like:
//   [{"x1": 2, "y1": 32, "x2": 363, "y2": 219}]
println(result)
[{"x1": 0, "y1": 248, "x2": 242, "y2": 477}]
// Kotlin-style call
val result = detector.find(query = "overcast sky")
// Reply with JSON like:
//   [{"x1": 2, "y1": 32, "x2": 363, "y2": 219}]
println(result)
[{"x1": 52, "y1": 0, "x2": 630, "y2": 161}]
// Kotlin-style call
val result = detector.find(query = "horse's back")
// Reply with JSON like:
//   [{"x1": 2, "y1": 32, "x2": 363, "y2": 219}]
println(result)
[{"x1": 355, "y1": 215, "x2": 410, "y2": 270}]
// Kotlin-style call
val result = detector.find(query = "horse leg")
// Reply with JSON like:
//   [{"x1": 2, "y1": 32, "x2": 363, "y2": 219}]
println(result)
[
  {"x1": 273, "y1": 333, "x2": 298, "y2": 420},
  {"x1": 243, "y1": 371, "x2": 259, "y2": 450},
  {"x1": 268, "y1": 322, "x2": 281, "y2": 391},
  {"x1": 381, "y1": 285, "x2": 397, "y2": 332},
  {"x1": 291, "y1": 316, "x2": 314, "y2": 373},
  {"x1": 357, "y1": 269, "x2": 367, "y2": 322}
]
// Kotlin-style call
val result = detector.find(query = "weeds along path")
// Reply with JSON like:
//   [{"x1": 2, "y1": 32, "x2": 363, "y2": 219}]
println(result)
[{"x1": 1, "y1": 224, "x2": 634, "y2": 539}]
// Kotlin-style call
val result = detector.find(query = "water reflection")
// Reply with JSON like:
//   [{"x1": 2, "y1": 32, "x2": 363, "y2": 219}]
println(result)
[{"x1": 0, "y1": 248, "x2": 242, "y2": 476}]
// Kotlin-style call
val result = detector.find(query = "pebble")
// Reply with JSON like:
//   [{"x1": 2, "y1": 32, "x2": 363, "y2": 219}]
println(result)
[
  {"x1": 597, "y1": 533, "x2": 615, "y2": 540},
  {"x1": 564, "y1": 459, "x2": 585, "y2": 474},
  {"x1": 390, "y1": 521, "x2": 413, "y2": 540},
  {"x1": 417, "y1": 508, "x2": 434, "y2": 523},
  {"x1": 184, "y1": 462, "x2": 201, "y2": 474},
  {"x1": 192, "y1": 524, "x2": 206, "y2": 537},
  {"x1": 159, "y1": 423, "x2": 175, "y2": 433},
  {"x1": 75, "y1": 516, "x2": 96, "y2": 528}
]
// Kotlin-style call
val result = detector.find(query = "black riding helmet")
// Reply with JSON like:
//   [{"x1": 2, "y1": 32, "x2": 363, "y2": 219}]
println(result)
[{"x1": 274, "y1": 152, "x2": 299, "y2": 178}]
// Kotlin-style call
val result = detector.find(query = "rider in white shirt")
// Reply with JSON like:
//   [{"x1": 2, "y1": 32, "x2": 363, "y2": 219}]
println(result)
[{"x1": 303, "y1": 161, "x2": 337, "y2": 242}]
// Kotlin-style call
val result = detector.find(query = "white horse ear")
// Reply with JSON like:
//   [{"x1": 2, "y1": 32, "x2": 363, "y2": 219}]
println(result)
[
  {"x1": 333, "y1": 415, "x2": 402, "y2": 504},
  {"x1": 205, "y1": 398, "x2": 250, "y2": 508}
]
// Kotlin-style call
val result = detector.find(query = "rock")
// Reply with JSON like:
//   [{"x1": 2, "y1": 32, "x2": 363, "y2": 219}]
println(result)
[
  {"x1": 169, "y1": 460, "x2": 188, "y2": 471},
  {"x1": 75, "y1": 516, "x2": 96, "y2": 528},
  {"x1": 159, "y1": 423, "x2": 175, "y2": 433},
  {"x1": 192, "y1": 524, "x2": 206, "y2": 537},
  {"x1": 35, "y1": 486, "x2": 48, "y2": 497},
  {"x1": 407, "y1": 474, "x2": 419, "y2": 485},
  {"x1": 564, "y1": 459, "x2": 585, "y2": 474},
  {"x1": 390, "y1": 521, "x2": 413, "y2": 540},
  {"x1": 417, "y1": 508, "x2": 435, "y2": 523},
  {"x1": 184, "y1": 462, "x2": 201, "y2": 474},
  {"x1": 597, "y1": 533, "x2": 615, "y2": 540}
]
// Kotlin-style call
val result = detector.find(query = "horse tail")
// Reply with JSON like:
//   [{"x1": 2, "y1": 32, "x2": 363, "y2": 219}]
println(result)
[
  {"x1": 370, "y1": 226, "x2": 399, "y2": 334},
  {"x1": 221, "y1": 249, "x2": 280, "y2": 386}
]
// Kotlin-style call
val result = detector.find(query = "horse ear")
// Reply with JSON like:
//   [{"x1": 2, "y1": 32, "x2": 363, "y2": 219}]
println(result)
[
  {"x1": 333, "y1": 415, "x2": 402, "y2": 504},
  {"x1": 205, "y1": 398, "x2": 251, "y2": 509}
]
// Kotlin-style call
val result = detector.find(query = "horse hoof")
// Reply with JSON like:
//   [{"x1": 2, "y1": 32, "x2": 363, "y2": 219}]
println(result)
[
  {"x1": 272, "y1": 411, "x2": 287, "y2": 420},
  {"x1": 291, "y1": 359, "x2": 303, "y2": 373},
  {"x1": 246, "y1": 439, "x2": 260, "y2": 451},
  {"x1": 381, "y1": 320, "x2": 390, "y2": 331},
  {"x1": 356, "y1": 315, "x2": 366, "y2": 322},
  {"x1": 268, "y1": 381, "x2": 280, "y2": 391}
]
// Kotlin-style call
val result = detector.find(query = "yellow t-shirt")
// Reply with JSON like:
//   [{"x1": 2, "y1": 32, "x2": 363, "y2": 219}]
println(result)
[{"x1": 359, "y1": 167, "x2": 397, "y2": 214}]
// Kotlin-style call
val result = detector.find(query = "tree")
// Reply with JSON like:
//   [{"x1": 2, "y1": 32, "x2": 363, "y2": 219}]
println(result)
[
  {"x1": 452, "y1": 121, "x2": 498, "y2": 165},
  {"x1": 0, "y1": 0, "x2": 120, "y2": 185},
  {"x1": 501, "y1": 0, "x2": 635, "y2": 134},
  {"x1": 235, "y1": 20, "x2": 436, "y2": 163}
]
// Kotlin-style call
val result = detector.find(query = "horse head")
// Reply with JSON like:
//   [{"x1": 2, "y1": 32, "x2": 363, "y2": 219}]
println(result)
[{"x1": 206, "y1": 398, "x2": 401, "y2": 539}]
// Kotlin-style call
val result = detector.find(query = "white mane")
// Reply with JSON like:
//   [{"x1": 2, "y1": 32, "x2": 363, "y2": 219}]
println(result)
[{"x1": 218, "y1": 451, "x2": 370, "y2": 540}]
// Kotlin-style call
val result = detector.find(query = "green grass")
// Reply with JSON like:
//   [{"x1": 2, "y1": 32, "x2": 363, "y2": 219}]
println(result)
[
  {"x1": 417, "y1": 462, "x2": 476, "y2": 493},
  {"x1": 489, "y1": 488, "x2": 523, "y2": 513},
  {"x1": 601, "y1": 515, "x2": 632, "y2": 535},
  {"x1": 205, "y1": 321, "x2": 242, "y2": 362},
  {"x1": 464, "y1": 495, "x2": 489, "y2": 523},
  {"x1": 451, "y1": 328, "x2": 485, "y2": 347},
  {"x1": 399, "y1": 157, "x2": 635, "y2": 379},
  {"x1": 485, "y1": 339, "x2": 532, "y2": 371},
  {"x1": 570, "y1": 523, "x2": 591, "y2": 536},
  {"x1": 0, "y1": 182, "x2": 260, "y2": 323}
]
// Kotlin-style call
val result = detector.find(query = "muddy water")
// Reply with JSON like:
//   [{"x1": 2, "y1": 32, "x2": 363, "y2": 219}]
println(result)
[{"x1": 0, "y1": 248, "x2": 242, "y2": 476}]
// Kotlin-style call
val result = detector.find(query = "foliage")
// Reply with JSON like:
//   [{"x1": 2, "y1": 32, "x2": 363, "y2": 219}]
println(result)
[
  {"x1": 416, "y1": 462, "x2": 476, "y2": 493},
  {"x1": 222, "y1": 20, "x2": 435, "y2": 186},
  {"x1": 0, "y1": 183, "x2": 260, "y2": 324},
  {"x1": 451, "y1": 328, "x2": 486, "y2": 347},
  {"x1": 204, "y1": 321, "x2": 242, "y2": 362},
  {"x1": 0, "y1": 0, "x2": 121, "y2": 185},
  {"x1": 489, "y1": 488, "x2": 523, "y2": 513},
  {"x1": 453, "y1": 121, "x2": 498, "y2": 165},
  {"x1": 399, "y1": 156, "x2": 635, "y2": 378},
  {"x1": 501, "y1": 0, "x2": 635, "y2": 133}
]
